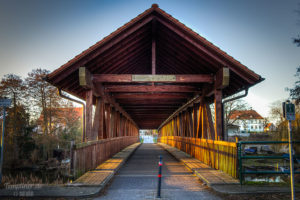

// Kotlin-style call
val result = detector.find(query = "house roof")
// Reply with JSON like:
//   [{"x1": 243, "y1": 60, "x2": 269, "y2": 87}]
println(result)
[
  {"x1": 265, "y1": 123, "x2": 274, "y2": 128},
  {"x1": 46, "y1": 4, "x2": 263, "y2": 129},
  {"x1": 37, "y1": 107, "x2": 83, "y2": 122},
  {"x1": 229, "y1": 110, "x2": 264, "y2": 120}
]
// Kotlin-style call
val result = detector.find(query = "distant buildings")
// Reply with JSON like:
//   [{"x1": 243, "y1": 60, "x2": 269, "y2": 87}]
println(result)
[{"x1": 228, "y1": 110, "x2": 265, "y2": 136}]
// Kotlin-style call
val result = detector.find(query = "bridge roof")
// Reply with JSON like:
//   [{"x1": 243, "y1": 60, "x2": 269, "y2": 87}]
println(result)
[{"x1": 47, "y1": 4, "x2": 263, "y2": 129}]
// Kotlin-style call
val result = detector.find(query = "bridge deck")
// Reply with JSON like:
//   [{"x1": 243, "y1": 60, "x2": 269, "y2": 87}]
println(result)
[{"x1": 95, "y1": 143, "x2": 221, "y2": 200}]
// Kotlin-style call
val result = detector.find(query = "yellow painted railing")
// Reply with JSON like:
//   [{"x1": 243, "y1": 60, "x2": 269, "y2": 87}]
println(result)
[{"x1": 159, "y1": 136, "x2": 237, "y2": 178}]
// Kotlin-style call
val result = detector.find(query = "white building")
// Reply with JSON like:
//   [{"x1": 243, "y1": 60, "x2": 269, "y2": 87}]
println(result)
[{"x1": 228, "y1": 110, "x2": 264, "y2": 135}]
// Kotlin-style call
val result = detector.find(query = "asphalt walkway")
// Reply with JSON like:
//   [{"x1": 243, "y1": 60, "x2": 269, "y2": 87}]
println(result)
[{"x1": 94, "y1": 143, "x2": 221, "y2": 200}]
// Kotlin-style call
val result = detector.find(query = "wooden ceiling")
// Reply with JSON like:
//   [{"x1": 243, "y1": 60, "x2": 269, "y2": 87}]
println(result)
[{"x1": 47, "y1": 4, "x2": 263, "y2": 129}]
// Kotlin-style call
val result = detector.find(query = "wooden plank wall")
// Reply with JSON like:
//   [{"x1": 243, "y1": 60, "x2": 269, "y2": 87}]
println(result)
[
  {"x1": 158, "y1": 102, "x2": 237, "y2": 178},
  {"x1": 73, "y1": 136, "x2": 138, "y2": 177}
]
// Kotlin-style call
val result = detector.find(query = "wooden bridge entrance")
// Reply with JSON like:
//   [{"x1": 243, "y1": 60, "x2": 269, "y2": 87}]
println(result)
[{"x1": 46, "y1": 4, "x2": 263, "y2": 177}]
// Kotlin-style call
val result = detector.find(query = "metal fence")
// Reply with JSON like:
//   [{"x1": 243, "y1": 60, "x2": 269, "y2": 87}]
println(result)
[{"x1": 238, "y1": 141, "x2": 300, "y2": 184}]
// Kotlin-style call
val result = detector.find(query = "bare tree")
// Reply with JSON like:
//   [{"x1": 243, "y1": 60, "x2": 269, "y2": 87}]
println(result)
[
  {"x1": 25, "y1": 68, "x2": 62, "y2": 135},
  {"x1": 224, "y1": 98, "x2": 249, "y2": 127},
  {"x1": 0, "y1": 74, "x2": 27, "y2": 161}
]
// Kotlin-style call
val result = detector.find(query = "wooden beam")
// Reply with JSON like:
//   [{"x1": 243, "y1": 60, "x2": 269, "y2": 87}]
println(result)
[
  {"x1": 79, "y1": 68, "x2": 139, "y2": 129},
  {"x1": 105, "y1": 104, "x2": 111, "y2": 138},
  {"x1": 93, "y1": 74, "x2": 213, "y2": 83},
  {"x1": 92, "y1": 98, "x2": 100, "y2": 140},
  {"x1": 193, "y1": 103, "x2": 198, "y2": 138},
  {"x1": 105, "y1": 85, "x2": 200, "y2": 93},
  {"x1": 205, "y1": 103, "x2": 215, "y2": 140},
  {"x1": 156, "y1": 17, "x2": 258, "y2": 84},
  {"x1": 98, "y1": 98, "x2": 105, "y2": 139},
  {"x1": 113, "y1": 93, "x2": 190, "y2": 99},
  {"x1": 85, "y1": 89, "x2": 93, "y2": 141},
  {"x1": 215, "y1": 67, "x2": 230, "y2": 89},
  {"x1": 152, "y1": 19, "x2": 157, "y2": 75},
  {"x1": 79, "y1": 67, "x2": 92, "y2": 89},
  {"x1": 214, "y1": 89, "x2": 223, "y2": 140},
  {"x1": 49, "y1": 16, "x2": 155, "y2": 84}
]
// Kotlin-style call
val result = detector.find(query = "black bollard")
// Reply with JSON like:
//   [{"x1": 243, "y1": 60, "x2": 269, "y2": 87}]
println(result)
[{"x1": 157, "y1": 155, "x2": 163, "y2": 198}]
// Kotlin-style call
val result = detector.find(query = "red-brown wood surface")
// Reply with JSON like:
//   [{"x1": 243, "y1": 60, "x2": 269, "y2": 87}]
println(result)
[
  {"x1": 47, "y1": 4, "x2": 263, "y2": 131},
  {"x1": 85, "y1": 90, "x2": 93, "y2": 141}
]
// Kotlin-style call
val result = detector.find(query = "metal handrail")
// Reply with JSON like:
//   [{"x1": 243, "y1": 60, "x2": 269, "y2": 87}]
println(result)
[{"x1": 238, "y1": 141, "x2": 300, "y2": 184}]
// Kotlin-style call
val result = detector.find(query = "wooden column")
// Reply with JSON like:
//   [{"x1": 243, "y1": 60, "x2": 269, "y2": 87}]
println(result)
[
  {"x1": 205, "y1": 103, "x2": 215, "y2": 140},
  {"x1": 105, "y1": 104, "x2": 111, "y2": 138},
  {"x1": 111, "y1": 108, "x2": 115, "y2": 137},
  {"x1": 193, "y1": 103, "x2": 198, "y2": 138},
  {"x1": 214, "y1": 67, "x2": 229, "y2": 140},
  {"x1": 85, "y1": 89, "x2": 93, "y2": 141},
  {"x1": 214, "y1": 89, "x2": 223, "y2": 140},
  {"x1": 189, "y1": 108, "x2": 193, "y2": 138},
  {"x1": 197, "y1": 104, "x2": 202, "y2": 138},
  {"x1": 98, "y1": 98, "x2": 104, "y2": 139},
  {"x1": 92, "y1": 98, "x2": 101, "y2": 140}
]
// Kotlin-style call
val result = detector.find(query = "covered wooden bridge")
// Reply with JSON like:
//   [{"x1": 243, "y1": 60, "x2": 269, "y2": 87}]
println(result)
[{"x1": 46, "y1": 4, "x2": 263, "y2": 178}]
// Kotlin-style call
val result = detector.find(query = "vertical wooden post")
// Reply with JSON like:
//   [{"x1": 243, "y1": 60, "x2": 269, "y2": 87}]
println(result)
[
  {"x1": 189, "y1": 108, "x2": 193, "y2": 138},
  {"x1": 202, "y1": 104, "x2": 208, "y2": 139},
  {"x1": 214, "y1": 89, "x2": 223, "y2": 140},
  {"x1": 117, "y1": 111, "x2": 120, "y2": 137},
  {"x1": 92, "y1": 98, "x2": 101, "y2": 140},
  {"x1": 205, "y1": 103, "x2": 215, "y2": 140},
  {"x1": 193, "y1": 103, "x2": 198, "y2": 138},
  {"x1": 85, "y1": 89, "x2": 93, "y2": 141},
  {"x1": 179, "y1": 113, "x2": 182, "y2": 137},
  {"x1": 105, "y1": 104, "x2": 111, "y2": 138},
  {"x1": 98, "y1": 99, "x2": 104, "y2": 139},
  {"x1": 111, "y1": 108, "x2": 115, "y2": 137},
  {"x1": 197, "y1": 104, "x2": 202, "y2": 138}
]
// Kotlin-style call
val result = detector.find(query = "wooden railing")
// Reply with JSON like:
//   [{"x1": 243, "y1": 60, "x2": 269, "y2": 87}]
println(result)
[
  {"x1": 159, "y1": 136, "x2": 237, "y2": 178},
  {"x1": 72, "y1": 136, "x2": 138, "y2": 177}
]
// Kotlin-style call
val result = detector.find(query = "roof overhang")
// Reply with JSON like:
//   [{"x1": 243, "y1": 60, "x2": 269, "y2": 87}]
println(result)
[{"x1": 47, "y1": 4, "x2": 264, "y2": 129}]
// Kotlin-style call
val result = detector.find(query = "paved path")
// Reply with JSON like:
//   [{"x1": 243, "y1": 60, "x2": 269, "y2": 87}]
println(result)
[{"x1": 94, "y1": 143, "x2": 221, "y2": 200}]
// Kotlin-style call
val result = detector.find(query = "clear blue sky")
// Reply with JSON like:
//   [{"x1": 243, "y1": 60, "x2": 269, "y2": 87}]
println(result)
[{"x1": 0, "y1": 0, "x2": 300, "y2": 117}]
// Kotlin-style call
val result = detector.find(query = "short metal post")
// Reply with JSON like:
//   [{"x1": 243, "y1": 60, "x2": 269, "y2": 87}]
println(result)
[
  {"x1": 157, "y1": 155, "x2": 163, "y2": 198},
  {"x1": 237, "y1": 142, "x2": 243, "y2": 185},
  {"x1": 0, "y1": 107, "x2": 7, "y2": 184},
  {"x1": 288, "y1": 120, "x2": 295, "y2": 200}
]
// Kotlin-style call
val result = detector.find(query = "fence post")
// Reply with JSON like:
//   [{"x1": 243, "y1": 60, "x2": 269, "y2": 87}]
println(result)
[{"x1": 237, "y1": 142, "x2": 243, "y2": 185}]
